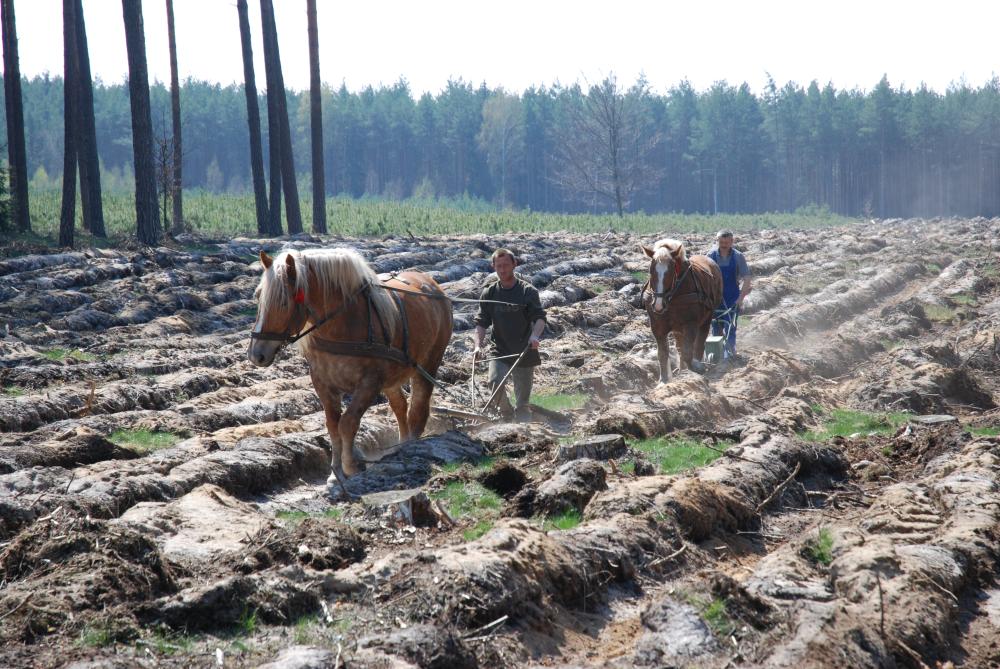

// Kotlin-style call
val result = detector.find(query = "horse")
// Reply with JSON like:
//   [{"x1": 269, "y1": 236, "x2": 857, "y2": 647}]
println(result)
[
  {"x1": 248, "y1": 248, "x2": 453, "y2": 492},
  {"x1": 641, "y1": 239, "x2": 722, "y2": 382}
]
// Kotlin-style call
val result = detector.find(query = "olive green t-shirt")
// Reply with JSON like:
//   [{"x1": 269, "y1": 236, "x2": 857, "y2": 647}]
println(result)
[{"x1": 474, "y1": 277, "x2": 546, "y2": 367}]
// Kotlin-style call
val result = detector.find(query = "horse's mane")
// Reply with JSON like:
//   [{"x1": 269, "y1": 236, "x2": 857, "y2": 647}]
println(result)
[
  {"x1": 256, "y1": 248, "x2": 397, "y2": 351},
  {"x1": 652, "y1": 238, "x2": 687, "y2": 265}
]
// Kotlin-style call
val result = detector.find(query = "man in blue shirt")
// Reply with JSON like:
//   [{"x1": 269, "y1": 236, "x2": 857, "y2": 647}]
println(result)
[{"x1": 707, "y1": 230, "x2": 752, "y2": 357}]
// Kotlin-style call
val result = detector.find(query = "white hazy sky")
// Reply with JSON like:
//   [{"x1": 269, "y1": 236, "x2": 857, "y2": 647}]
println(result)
[{"x1": 7, "y1": 0, "x2": 1000, "y2": 95}]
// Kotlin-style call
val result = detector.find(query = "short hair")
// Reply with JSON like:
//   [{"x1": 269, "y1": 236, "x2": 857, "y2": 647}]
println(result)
[
  {"x1": 716, "y1": 230, "x2": 734, "y2": 240},
  {"x1": 491, "y1": 248, "x2": 516, "y2": 264}
]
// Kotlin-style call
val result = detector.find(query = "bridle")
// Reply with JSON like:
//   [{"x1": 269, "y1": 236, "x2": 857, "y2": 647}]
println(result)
[
  {"x1": 647, "y1": 261, "x2": 692, "y2": 309},
  {"x1": 249, "y1": 283, "x2": 368, "y2": 349}
]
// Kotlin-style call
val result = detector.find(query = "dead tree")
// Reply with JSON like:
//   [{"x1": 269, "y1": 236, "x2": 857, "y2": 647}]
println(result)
[
  {"x1": 260, "y1": 0, "x2": 302, "y2": 234},
  {"x1": 552, "y1": 75, "x2": 662, "y2": 218},
  {"x1": 165, "y1": 0, "x2": 183, "y2": 233},
  {"x1": 236, "y1": 0, "x2": 270, "y2": 236},
  {"x1": 122, "y1": 0, "x2": 161, "y2": 245},
  {"x1": 74, "y1": 0, "x2": 106, "y2": 237},
  {"x1": 59, "y1": 0, "x2": 78, "y2": 247},
  {"x1": 1, "y1": 0, "x2": 30, "y2": 232},
  {"x1": 306, "y1": 0, "x2": 326, "y2": 233}
]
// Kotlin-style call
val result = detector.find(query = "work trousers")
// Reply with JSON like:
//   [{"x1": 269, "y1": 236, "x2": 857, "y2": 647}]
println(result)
[{"x1": 488, "y1": 359, "x2": 534, "y2": 420}]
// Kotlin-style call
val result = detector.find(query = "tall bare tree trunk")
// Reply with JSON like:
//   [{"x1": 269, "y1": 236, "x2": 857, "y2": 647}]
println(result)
[
  {"x1": 1, "y1": 0, "x2": 30, "y2": 232},
  {"x1": 165, "y1": 0, "x2": 183, "y2": 233},
  {"x1": 258, "y1": 1, "x2": 282, "y2": 235},
  {"x1": 59, "y1": 0, "x2": 78, "y2": 247},
  {"x1": 306, "y1": 0, "x2": 326, "y2": 233},
  {"x1": 74, "y1": 0, "x2": 105, "y2": 237},
  {"x1": 122, "y1": 0, "x2": 161, "y2": 245},
  {"x1": 260, "y1": 0, "x2": 302, "y2": 234},
  {"x1": 236, "y1": 0, "x2": 270, "y2": 236}
]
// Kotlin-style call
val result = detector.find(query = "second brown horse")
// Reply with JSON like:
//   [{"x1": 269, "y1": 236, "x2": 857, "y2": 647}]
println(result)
[{"x1": 642, "y1": 239, "x2": 723, "y2": 382}]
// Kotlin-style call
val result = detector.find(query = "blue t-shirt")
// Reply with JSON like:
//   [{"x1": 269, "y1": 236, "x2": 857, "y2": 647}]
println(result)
[{"x1": 711, "y1": 248, "x2": 750, "y2": 279}]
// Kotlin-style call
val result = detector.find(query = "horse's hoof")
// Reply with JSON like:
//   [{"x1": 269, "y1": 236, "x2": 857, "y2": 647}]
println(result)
[
  {"x1": 690, "y1": 360, "x2": 706, "y2": 374},
  {"x1": 326, "y1": 468, "x2": 360, "y2": 501}
]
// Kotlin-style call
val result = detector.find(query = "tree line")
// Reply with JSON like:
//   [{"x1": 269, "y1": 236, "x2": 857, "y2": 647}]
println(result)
[{"x1": 4, "y1": 1, "x2": 1000, "y2": 245}]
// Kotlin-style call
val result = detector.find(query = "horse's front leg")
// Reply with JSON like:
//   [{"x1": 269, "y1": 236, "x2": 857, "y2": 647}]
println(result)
[
  {"x1": 655, "y1": 332, "x2": 672, "y2": 384},
  {"x1": 681, "y1": 323, "x2": 706, "y2": 374},
  {"x1": 311, "y1": 375, "x2": 344, "y2": 473},
  {"x1": 338, "y1": 380, "x2": 381, "y2": 477}
]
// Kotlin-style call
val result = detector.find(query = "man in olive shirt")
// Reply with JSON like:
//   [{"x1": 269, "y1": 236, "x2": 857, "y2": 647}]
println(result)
[{"x1": 473, "y1": 248, "x2": 546, "y2": 421}]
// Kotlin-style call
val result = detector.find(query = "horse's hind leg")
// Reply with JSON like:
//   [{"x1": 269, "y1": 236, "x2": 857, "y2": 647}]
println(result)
[
  {"x1": 339, "y1": 381, "x2": 380, "y2": 477},
  {"x1": 407, "y1": 374, "x2": 435, "y2": 440},
  {"x1": 385, "y1": 386, "x2": 411, "y2": 442}
]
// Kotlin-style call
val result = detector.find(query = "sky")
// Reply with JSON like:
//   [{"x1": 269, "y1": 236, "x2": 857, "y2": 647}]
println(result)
[{"x1": 7, "y1": 0, "x2": 1000, "y2": 96}]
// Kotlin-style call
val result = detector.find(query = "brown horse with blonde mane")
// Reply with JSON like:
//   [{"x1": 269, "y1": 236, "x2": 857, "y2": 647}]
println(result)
[
  {"x1": 642, "y1": 239, "x2": 722, "y2": 382},
  {"x1": 248, "y1": 248, "x2": 453, "y2": 490}
]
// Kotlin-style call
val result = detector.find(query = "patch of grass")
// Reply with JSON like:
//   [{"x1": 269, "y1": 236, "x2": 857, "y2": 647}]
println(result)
[
  {"x1": 951, "y1": 293, "x2": 976, "y2": 306},
  {"x1": 437, "y1": 461, "x2": 464, "y2": 474},
  {"x1": 926, "y1": 262, "x2": 942, "y2": 273},
  {"x1": 237, "y1": 607, "x2": 258, "y2": 636},
  {"x1": 630, "y1": 436, "x2": 727, "y2": 474},
  {"x1": 532, "y1": 392, "x2": 587, "y2": 412},
  {"x1": 969, "y1": 426, "x2": 1000, "y2": 437},
  {"x1": 109, "y1": 429, "x2": 180, "y2": 453},
  {"x1": 543, "y1": 509, "x2": 582, "y2": 531},
  {"x1": 618, "y1": 459, "x2": 636, "y2": 475},
  {"x1": 881, "y1": 444, "x2": 894, "y2": 457},
  {"x1": 275, "y1": 507, "x2": 343, "y2": 525},
  {"x1": 431, "y1": 481, "x2": 502, "y2": 521},
  {"x1": 41, "y1": 348, "x2": 97, "y2": 362},
  {"x1": 77, "y1": 622, "x2": 117, "y2": 648},
  {"x1": 702, "y1": 598, "x2": 736, "y2": 638},
  {"x1": 631, "y1": 271, "x2": 647, "y2": 283},
  {"x1": 810, "y1": 403, "x2": 826, "y2": 416},
  {"x1": 463, "y1": 519, "x2": 494, "y2": 541},
  {"x1": 146, "y1": 628, "x2": 196, "y2": 656},
  {"x1": 1, "y1": 385, "x2": 25, "y2": 397},
  {"x1": 879, "y1": 338, "x2": 903, "y2": 351},
  {"x1": 236, "y1": 307, "x2": 258, "y2": 318},
  {"x1": 800, "y1": 408, "x2": 910, "y2": 441},
  {"x1": 292, "y1": 615, "x2": 321, "y2": 645},
  {"x1": 805, "y1": 527, "x2": 835, "y2": 565},
  {"x1": 923, "y1": 303, "x2": 956, "y2": 323}
]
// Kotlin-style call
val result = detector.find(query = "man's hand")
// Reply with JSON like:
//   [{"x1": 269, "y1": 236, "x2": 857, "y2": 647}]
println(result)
[{"x1": 529, "y1": 336, "x2": 540, "y2": 350}]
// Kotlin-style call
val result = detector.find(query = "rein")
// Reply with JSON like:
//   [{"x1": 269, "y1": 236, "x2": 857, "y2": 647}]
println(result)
[{"x1": 648, "y1": 263, "x2": 693, "y2": 303}]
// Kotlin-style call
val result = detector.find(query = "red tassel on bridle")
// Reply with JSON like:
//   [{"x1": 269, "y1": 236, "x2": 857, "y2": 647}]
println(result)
[{"x1": 293, "y1": 289, "x2": 305, "y2": 304}]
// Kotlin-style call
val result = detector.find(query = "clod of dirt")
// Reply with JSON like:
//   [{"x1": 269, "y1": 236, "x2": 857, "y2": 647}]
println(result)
[
  {"x1": 471, "y1": 423, "x2": 557, "y2": 459},
  {"x1": 362, "y1": 489, "x2": 438, "y2": 528},
  {"x1": 355, "y1": 624, "x2": 477, "y2": 669},
  {"x1": 0, "y1": 517, "x2": 176, "y2": 642},
  {"x1": 854, "y1": 343, "x2": 995, "y2": 413},
  {"x1": 232, "y1": 517, "x2": 365, "y2": 573},
  {"x1": 257, "y1": 645, "x2": 340, "y2": 669},
  {"x1": 534, "y1": 459, "x2": 607, "y2": 516},
  {"x1": 140, "y1": 566, "x2": 321, "y2": 631},
  {"x1": 555, "y1": 434, "x2": 627, "y2": 463},
  {"x1": 476, "y1": 462, "x2": 527, "y2": 498},
  {"x1": 630, "y1": 598, "x2": 719, "y2": 667},
  {"x1": 0, "y1": 426, "x2": 139, "y2": 473}
]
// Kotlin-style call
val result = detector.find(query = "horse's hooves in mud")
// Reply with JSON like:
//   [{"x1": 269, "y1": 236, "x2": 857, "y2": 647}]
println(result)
[
  {"x1": 689, "y1": 360, "x2": 706, "y2": 374},
  {"x1": 326, "y1": 468, "x2": 361, "y2": 501}
]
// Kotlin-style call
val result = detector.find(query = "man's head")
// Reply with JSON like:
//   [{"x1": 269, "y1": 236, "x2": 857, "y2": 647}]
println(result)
[
  {"x1": 491, "y1": 248, "x2": 517, "y2": 284},
  {"x1": 716, "y1": 230, "x2": 735, "y2": 254}
]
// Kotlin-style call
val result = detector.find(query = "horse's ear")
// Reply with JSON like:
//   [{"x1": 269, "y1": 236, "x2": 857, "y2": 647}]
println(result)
[
  {"x1": 284, "y1": 253, "x2": 297, "y2": 283},
  {"x1": 259, "y1": 251, "x2": 273, "y2": 269},
  {"x1": 641, "y1": 245, "x2": 654, "y2": 258}
]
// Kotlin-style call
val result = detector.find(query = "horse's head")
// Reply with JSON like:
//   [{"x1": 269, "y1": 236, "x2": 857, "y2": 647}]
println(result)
[
  {"x1": 642, "y1": 239, "x2": 687, "y2": 314},
  {"x1": 248, "y1": 250, "x2": 309, "y2": 367}
]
